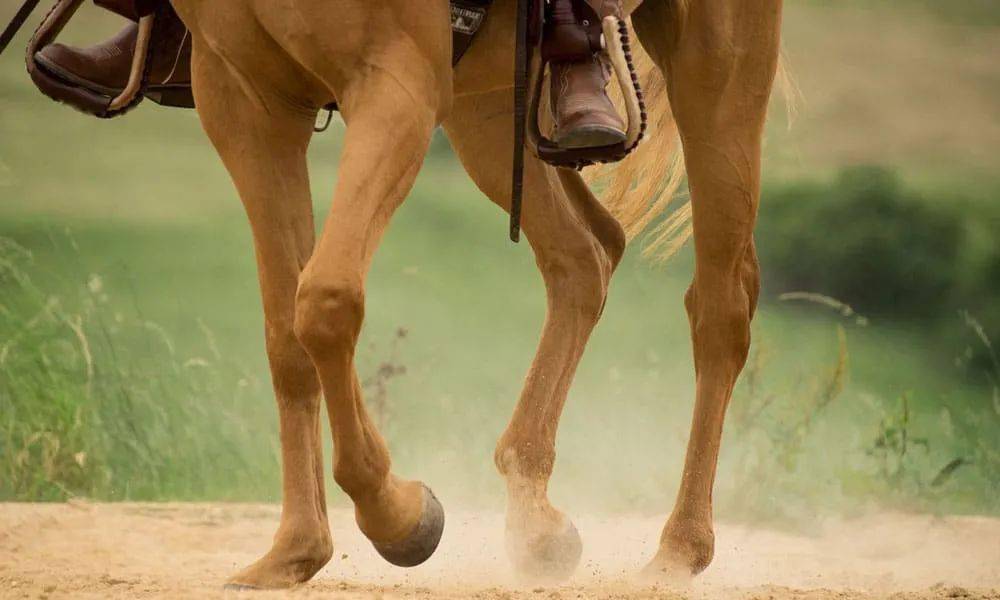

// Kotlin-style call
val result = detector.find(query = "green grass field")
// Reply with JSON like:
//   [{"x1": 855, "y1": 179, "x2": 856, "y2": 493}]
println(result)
[{"x1": 1, "y1": 1, "x2": 998, "y2": 522}]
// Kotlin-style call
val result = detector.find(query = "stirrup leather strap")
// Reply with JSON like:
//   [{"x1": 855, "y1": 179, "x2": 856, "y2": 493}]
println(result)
[{"x1": 510, "y1": 0, "x2": 647, "y2": 243}]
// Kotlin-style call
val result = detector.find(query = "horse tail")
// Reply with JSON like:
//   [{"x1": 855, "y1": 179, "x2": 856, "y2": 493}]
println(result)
[
  {"x1": 587, "y1": 9, "x2": 794, "y2": 262},
  {"x1": 585, "y1": 31, "x2": 690, "y2": 262}
]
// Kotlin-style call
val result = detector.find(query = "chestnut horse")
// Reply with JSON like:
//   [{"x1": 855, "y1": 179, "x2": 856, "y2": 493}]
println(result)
[{"x1": 167, "y1": 0, "x2": 783, "y2": 588}]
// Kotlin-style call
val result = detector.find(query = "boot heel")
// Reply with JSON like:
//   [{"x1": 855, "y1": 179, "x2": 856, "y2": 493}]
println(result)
[{"x1": 146, "y1": 85, "x2": 194, "y2": 108}]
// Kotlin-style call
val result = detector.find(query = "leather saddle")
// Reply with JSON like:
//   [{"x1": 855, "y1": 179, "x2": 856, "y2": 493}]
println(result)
[
  {"x1": 0, "y1": 0, "x2": 496, "y2": 119},
  {"x1": 0, "y1": 0, "x2": 644, "y2": 241}
]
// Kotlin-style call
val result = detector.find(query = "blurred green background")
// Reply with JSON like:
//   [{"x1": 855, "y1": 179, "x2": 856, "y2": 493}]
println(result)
[{"x1": 1, "y1": 0, "x2": 998, "y2": 526}]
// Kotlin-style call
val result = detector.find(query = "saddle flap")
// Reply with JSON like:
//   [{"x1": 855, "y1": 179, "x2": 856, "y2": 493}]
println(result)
[{"x1": 93, "y1": 0, "x2": 154, "y2": 22}]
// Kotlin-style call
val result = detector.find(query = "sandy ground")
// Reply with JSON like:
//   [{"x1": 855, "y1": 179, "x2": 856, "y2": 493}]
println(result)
[{"x1": 1, "y1": 503, "x2": 998, "y2": 599}]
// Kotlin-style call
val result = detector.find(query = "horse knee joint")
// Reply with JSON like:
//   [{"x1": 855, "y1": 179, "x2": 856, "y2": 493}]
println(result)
[{"x1": 293, "y1": 279, "x2": 365, "y2": 359}]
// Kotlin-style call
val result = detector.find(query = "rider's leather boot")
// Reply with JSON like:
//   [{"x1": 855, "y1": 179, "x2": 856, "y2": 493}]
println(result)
[
  {"x1": 547, "y1": 0, "x2": 626, "y2": 149},
  {"x1": 550, "y1": 55, "x2": 625, "y2": 149},
  {"x1": 33, "y1": 4, "x2": 193, "y2": 108}
]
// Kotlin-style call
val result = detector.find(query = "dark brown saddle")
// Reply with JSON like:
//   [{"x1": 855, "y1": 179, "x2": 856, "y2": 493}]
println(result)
[
  {"x1": 0, "y1": 0, "x2": 495, "y2": 119},
  {"x1": 1, "y1": 0, "x2": 644, "y2": 242}
]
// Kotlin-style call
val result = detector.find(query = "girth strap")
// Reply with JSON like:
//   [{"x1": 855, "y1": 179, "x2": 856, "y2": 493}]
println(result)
[{"x1": 510, "y1": 0, "x2": 531, "y2": 243}]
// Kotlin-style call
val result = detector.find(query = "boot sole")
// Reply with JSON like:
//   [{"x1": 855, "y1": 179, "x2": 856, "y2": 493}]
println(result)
[
  {"x1": 33, "y1": 53, "x2": 194, "y2": 109},
  {"x1": 555, "y1": 124, "x2": 627, "y2": 150}
]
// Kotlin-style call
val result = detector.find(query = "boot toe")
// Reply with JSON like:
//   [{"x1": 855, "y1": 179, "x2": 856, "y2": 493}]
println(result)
[
  {"x1": 34, "y1": 44, "x2": 120, "y2": 95},
  {"x1": 34, "y1": 43, "x2": 78, "y2": 79}
]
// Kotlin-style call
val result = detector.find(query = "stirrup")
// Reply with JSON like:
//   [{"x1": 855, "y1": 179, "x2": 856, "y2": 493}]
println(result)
[
  {"x1": 528, "y1": 16, "x2": 646, "y2": 170},
  {"x1": 25, "y1": 0, "x2": 155, "y2": 118},
  {"x1": 509, "y1": 1, "x2": 647, "y2": 242}
]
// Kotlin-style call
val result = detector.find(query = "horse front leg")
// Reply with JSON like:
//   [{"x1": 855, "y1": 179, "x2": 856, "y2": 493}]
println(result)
[
  {"x1": 292, "y1": 46, "x2": 452, "y2": 567},
  {"x1": 632, "y1": 0, "x2": 783, "y2": 579},
  {"x1": 444, "y1": 89, "x2": 626, "y2": 582},
  {"x1": 191, "y1": 44, "x2": 333, "y2": 589}
]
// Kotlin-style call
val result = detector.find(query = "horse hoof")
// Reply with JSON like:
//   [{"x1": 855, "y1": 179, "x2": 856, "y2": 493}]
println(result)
[
  {"x1": 508, "y1": 520, "x2": 583, "y2": 582},
  {"x1": 371, "y1": 484, "x2": 445, "y2": 567}
]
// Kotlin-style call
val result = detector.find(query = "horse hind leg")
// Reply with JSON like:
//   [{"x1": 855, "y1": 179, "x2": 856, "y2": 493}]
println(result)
[
  {"x1": 444, "y1": 88, "x2": 625, "y2": 582},
  {"x1": 632, "y1": 0, "x2": 782, "y2": 579},
  {"x1": 191, "y1": 43, "x2": 333, "y2": 589}
]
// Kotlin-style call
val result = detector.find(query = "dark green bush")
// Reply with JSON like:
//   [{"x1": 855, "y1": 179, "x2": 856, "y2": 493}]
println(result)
[{"x1": 757, "y1": 166, "x2": 967, "y2": 320}]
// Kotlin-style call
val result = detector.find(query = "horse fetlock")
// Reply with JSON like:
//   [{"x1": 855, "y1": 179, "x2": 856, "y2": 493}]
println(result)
[
  {"x1": 499, "y1": 453, "x2": 574, "y2": 571},
  {"x1": 647, "y1": 516, "x2": 715, "y2": 578},
  {"x1": 494, "y1": 439, "x2": 555, "y2": 481},
  {"x1": 505, "y1": 500, "x2": 582, "y2": 582},
  {"x1": 282, "y1": 531, "x2": 334, "y2": 572},
  {"x1": 226, "y1": 525, "x2": 333, "y2": 589},
  {"x1": 332, "y1": 456, "x2": 390, "y2": 503}
]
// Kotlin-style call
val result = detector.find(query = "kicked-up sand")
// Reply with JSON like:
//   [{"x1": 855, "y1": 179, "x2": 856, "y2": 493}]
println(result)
[{"x1": 1, "y1": 502, "x2": 998, "y2": 599}]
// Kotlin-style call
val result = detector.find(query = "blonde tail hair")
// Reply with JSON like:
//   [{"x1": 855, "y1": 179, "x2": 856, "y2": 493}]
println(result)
[
  {"x1": 585, "y1": 38, "x2": 690, "y2": 262},
  {"x1": 586, "y1": 11, "x2": 793, "y2": 263}
]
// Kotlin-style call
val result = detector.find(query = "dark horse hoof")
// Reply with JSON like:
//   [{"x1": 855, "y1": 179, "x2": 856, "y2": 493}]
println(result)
[
  {"x1": 508, "y1": 520, "x2": 583, "y2": 582},
  {"x1": 371, "y1": 484, "x2": 445, "y2": 567}
]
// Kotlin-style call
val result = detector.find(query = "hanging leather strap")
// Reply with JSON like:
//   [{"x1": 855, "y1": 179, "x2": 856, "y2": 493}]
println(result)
[
  {"x1": 0, "y1": 0, "x2": 41, "y2": 56},
  {"x1": 509, "y1": 0, "x2": 531, "y2": 243},
  {"x1": 92, "y1": 0, "x2": 153, "y2": 22}
]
